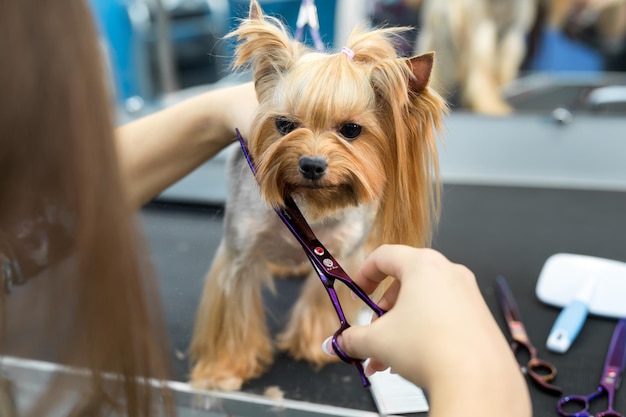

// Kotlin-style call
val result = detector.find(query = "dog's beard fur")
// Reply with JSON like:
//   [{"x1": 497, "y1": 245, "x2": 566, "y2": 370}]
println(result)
[{"x1": 190, "y1": 0, "x2": 447, "y2": 391}]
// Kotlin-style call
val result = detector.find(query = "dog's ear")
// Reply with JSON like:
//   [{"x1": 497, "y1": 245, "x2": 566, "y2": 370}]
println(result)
[
  {"x1": 227, "y1": 0, "x2": 302, "y2": 102},
  {"x1": 406, "y1": 52, "x2": 434, "y2": 94},
  {"x1": 249, "y1": 0, "x2": 262, "y2": 20}
]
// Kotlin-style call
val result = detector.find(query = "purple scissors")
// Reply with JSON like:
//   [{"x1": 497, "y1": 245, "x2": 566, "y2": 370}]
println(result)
[
  {"x1": 496, "y1": 276, "x2": 563, "y2": 396},
  {"x1": 235, "y1": 129, "x2": 385, "y2": 387},
  {"x1": 558, "y1": 319, "x2": 626, "y2": 417}
]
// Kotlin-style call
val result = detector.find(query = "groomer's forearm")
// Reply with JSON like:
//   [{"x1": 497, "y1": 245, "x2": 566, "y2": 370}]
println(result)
[{"x1": 116, "y1": 82, "x2": 256, "y2": 209}]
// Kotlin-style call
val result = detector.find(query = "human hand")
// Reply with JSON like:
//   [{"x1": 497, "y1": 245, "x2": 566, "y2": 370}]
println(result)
[
  {"x1": 322, "y1": 245, "x2": 531, "y2": 417},
  {"x1": 210, "y1": 81, "x2": 258, "y2": 142},
  {"x1": 325, "y1": 245, "x2": 487, "y2": 385}
]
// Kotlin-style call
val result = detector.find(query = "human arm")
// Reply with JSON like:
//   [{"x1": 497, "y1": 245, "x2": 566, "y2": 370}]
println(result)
[
  {"x1": 115, "y1": 82, "x2": 258, "y2": 209},
  {"x1": 325, "y1": 245, "x2": 532, "y2": 417}
]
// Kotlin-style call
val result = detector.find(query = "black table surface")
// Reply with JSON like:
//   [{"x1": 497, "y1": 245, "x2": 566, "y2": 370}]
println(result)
[{"x1": 141, "y1": 183, "x2": 626, "y2": 417}]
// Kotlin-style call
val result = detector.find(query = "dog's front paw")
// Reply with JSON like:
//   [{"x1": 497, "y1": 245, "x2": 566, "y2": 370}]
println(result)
[
  {"x1": 191, "y1": 370, "x2": 244, "y2": 391},
  {"x1": 471, "y1": 96, "x2": 513, "y2": 116},
  {"x1": 190, "y1": 356, "x2": 269, "y2": 391},
  {"x1": 277, "y1": 276, "x2": 362, "y2": 367},
  {"x1": 277, "y1": 326, "x2": 340, "y2": 367}
]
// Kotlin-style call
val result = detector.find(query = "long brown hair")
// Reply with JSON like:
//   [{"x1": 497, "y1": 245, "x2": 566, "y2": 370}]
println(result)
[{"x1": 0, "y1": 1, "x2": 174, "y2": 416}]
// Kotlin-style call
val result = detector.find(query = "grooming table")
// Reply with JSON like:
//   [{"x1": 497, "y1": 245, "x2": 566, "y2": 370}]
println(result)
[{"x1": 135, "y1": 183, "x2": 626, "y2": 417}]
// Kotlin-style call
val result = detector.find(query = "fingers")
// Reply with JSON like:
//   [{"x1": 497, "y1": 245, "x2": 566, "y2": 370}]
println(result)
[
  {"x1": 320, "y1": 245, "x2": 486, "y2": 391},
  {"x1": 321, "y1": 331, "x2": 391, "y2": 377},
  {"x1": 321, "y1": 325, "x2": 381, "y2": 364},
  {"x1": 353, "y1": 244, "x2": 414, "y2": 294},
  {"x1": 355, "y1": 245, "x2": 451, "y2": 293},
  {"x1": 376, "y1": 277, "x2": 401, "y2": 312},
  {"x1": 365, "y1": 358, "x2": 390, "y2": 375}
]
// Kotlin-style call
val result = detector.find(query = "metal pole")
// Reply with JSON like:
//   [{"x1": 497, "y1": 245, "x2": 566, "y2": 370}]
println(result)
[{"x1": 152, "y1": 0, "x2": 178, "y2": 94}]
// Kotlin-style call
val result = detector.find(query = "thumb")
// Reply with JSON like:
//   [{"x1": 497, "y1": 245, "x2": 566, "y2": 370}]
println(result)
[{"x1": 339, "y1": 324, "x2": 383, "y2": 362}]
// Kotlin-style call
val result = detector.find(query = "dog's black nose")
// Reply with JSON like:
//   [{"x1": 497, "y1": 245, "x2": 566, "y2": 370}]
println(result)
[{"x1": 299, "y1": 156, "x2": 327, "y2": 181}]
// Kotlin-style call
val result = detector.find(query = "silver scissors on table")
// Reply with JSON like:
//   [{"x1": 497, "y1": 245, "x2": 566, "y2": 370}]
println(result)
[{"x1": 558, "y1": 319, "x2": 626, "y2": 417}]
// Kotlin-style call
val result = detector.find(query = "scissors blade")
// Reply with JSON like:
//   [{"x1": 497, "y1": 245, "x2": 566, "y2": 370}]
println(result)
[
  {"x1": 604, "y1": 319, "x2": 626, "y2": 373},
  {"x1": 279, "y1": 193, "x2": 384, "y2": 317},
  {"x1": 236, "y1": 129, "x2": 257, "y2": 175},
  {"x1": 495, "y1": 275, "x2": 523, "y2": 324}
]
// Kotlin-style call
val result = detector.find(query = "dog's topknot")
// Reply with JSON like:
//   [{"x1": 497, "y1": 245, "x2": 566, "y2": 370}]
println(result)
[{"x1": 343, "y1": 25, "x2": 410, "y2": 62}]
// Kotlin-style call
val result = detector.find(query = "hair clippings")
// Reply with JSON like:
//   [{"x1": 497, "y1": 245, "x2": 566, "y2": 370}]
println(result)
[{"x1": 341, "y1": 46, "x2": 355, "y2": 60}]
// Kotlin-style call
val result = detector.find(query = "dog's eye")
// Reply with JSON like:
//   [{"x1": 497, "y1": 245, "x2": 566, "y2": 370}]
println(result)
[
  {"x1": 339, "y1": 123, "x2": 362, "y2": 140},
  {"x1": 275, "y1": 117, "x2": 299, "y2": 135}
]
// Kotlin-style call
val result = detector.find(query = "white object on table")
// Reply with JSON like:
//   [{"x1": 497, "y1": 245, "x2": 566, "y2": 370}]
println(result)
[{"x1": 537, "y1": 253, "x2": 626, "y2": 353}]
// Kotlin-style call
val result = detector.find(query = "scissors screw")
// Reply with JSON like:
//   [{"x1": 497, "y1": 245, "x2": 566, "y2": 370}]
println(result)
[
  {"x1": 323, "y1": 258, "x2": 334, "y2": 268},
  {"x1": 314, "y1": 247, "x2": 324, "y2": 256}
]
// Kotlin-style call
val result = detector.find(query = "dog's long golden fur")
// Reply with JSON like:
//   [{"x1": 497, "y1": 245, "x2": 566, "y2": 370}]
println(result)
[{"x1": 190, "y1": 0, "x2": 446, "y2": 391}]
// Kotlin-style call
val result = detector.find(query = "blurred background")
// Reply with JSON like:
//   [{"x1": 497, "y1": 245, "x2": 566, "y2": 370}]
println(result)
[
  {"x1": 90, "y1": 0, "x2": 337, "y2": 113},
  {"x1": 91, "y1": 0, "x2": 626, "y2": 110},
  {"x1": 89, "y1": 0, "x2": 626, "y2": 204}
]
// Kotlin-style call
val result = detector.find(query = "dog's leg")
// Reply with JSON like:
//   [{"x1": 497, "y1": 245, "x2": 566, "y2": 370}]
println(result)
[
  {"x1": 190, "y1": 242, "x2": 273, "y2": 390},
  {"x1": 277, "y1": 254, "x2": 363, "y2": 367},
  {"x1": 497, "y1": 28, "x2": 527, "y2": 89},
  {"x1": 497, "y1": 0, "x2": 536, "y2": 92},
  {"x1": 268, "y1": 261, "x2": 310, "y2": 279},
  {"x1": 415, "y1": 1, "x2": 460, "y2": 102},
  {"x1": 463, "y1": 20, "x2": 513, "y2": 115}
]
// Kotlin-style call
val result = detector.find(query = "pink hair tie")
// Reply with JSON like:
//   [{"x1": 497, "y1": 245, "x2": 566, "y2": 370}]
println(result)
[{"x1": 341, "y1": 47, "x2": 355, "y2": 60}]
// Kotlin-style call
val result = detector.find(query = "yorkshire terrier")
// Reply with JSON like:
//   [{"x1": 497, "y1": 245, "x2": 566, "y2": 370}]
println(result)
[
  {"x1": 414, "y1": 0, "x2": 537, "y2": 115},
  {"x1": 190, "y1": 0, "x2": 446, "y2": 391}
]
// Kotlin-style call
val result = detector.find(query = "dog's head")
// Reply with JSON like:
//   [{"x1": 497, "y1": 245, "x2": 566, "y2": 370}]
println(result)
[{"x1": 229, "y1": 0, "x2": 447, "y2": 247}]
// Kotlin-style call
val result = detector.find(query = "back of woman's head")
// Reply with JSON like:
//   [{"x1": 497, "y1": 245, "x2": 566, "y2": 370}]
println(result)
[{"x1": 0, "y1": 1, "x2": 174, "y2": 416}]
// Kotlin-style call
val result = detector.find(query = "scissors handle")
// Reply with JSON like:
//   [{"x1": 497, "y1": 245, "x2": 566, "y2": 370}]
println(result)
[
  {"x1": 558, "y1": 387, "x2": 625, "y2": 417},
  {"x1": 330, "y1": 323, "x2": 372, "y2": 387},
  {"x1": 527, "y1": 357, "x2": 563, "y2": 396},
  {"x1": 558, "y1": 393, "x2": 596, "y2": 416}
]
